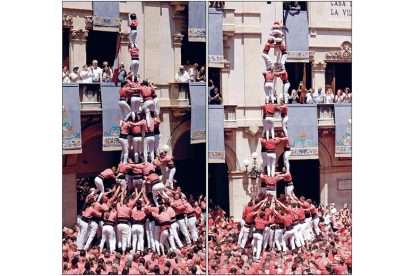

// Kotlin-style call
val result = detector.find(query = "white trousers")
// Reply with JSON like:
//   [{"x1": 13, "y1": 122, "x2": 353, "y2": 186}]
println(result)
[
  {"x1": 154, "y1": 134, "x2": 161, "y2": 155},
  {"x1": 154, "y1": 225, "x2": 162, "y2": 253},
  {"x1": 271, "y1": 28, "x2": 284, "y2": 37},
  {"x1": 312, "y1": 218, "x2": 321, "y2": 236},
  {"x1": 262, "y1": 118, "x2": 266, "y2": 138},
  {"x1": 253, "y1": 233, "x2": 264, "y2": 259},
  {"x1": 237, "y1": 222, "x2": 245, "y2": 246},
  {"x1": 77, "y1": 220, "x2": 89, "y2": 249},
  {"x1": 187, "y1": 216, "x2": 198, "y2": 242},
  {"x1": 280, "y1": 54, "x2": 287, "y2": 70},
  {"x1": 267, "y1": 152, "x2": 276, "y2": 177},
  {"x1": 300, "y1": 222, "x2": 310, "y2": 241},
  {"x1": 282, "y1": 229, "x2": 296, "y2": 251},
  {"x1": 119, "y1": 137, "x2": 129, "y2": 164},
  {"x1": 282, "y1": 116, "x2": 288, "y2": 137},
  {"x1": 265, "y1": 117, "x2": 275, "y2": 140},
  {"x1": 131, "y1": 224, "x2": 144, "y2": 252},
  {"x1": 283, "y1": 83, "x2": 290, "y2": 103},
  {"x1": 171, "y1": 222, "x2": 183, "y2": 248},
  {"x1": 144, "y1": 136, "x2": 155, "y2": 163},
  {"x1": 143, "y1": 100, "x2": 159, "y2": 126},
  {"x1": 84, "y1": 220, "x2": 99, "y2": 250},
  {"x1": 274, "y1": 228, "x2": 284, "y2": 251},
  {"x1": 264, "y1": 82, "x2": 274, "y2": 104},
  {"x1": 116, "y1": 178, "x2": 127, "y2": 190},
  {"x1": 130, "y1": 30, "x2": 137, "y2": 44},
  {"x1": 261, "y1": 152, "x2": 268, "y2": 172},
  {"x1": 117, "y1": 223, "x2": 130, "y2": 251},
  {"x1": 177, "y1": 219, "x2": 192, "y2": 244},
  {"x1": 133, "y1": 178, "x2": 143, "y2": 191},
  {"x1": 160, "y1": 229, "x2": 176, "y2": 250},
  {"x1": 131, "y1": 96, "x2": 141, "y2": 117},
  {"x1": 267, "y1": 227, "x2": 275, "y2": 249},
  {"x1": 133, "y1": 137, "x2": 142, "y2": 163},
  {"x1": 285, "y1": 185, "x2": 294, "y2": 196},
  {"x1": 293, "y1": 224, "x2": 304, "y2": 247},
  {"x1": 262, "y1": 226, "x2": 271, "y2": 249},
  {"x1": 268, "y1": 36, "x2": 283, "y2": 44},
  {"x1": 165, "y1": 167, "x2": 176, "y2": 189},
  {"x1": 145, "y1": 218, "x2": 156, "y2": 251},
  {"x1": 153, "y1": 97, "x2": 158, "y2": 110},
  {"x1": 126, "y1": 175, "x2": 134, "y2": 190},
  {"x1": 131, "y1": 60, "x2": 139, "y2": 82},
  {"x1": 91, "y1": 177, "x2": 105, "y2": 203},
  {"x1": 284, "y1": 150, "x2": 291, "y2": 173},
  {"x1": 305, "y1": 217, "x2": 313, "y2": 239},
  {"x1": 119, "y1": 101, "x2": 132, "y2": 122},
  {"x1": 100, "y1": 225, "x2": 115, "y2": 252},
  {"x1": 240, "y1": 226, "x2": 250, "y2": 248},
  {"x1": 262, "y1": 53, "x2": 273, "y2": 70},
  {"x1": 152, "y1": 183, "x2": 168, "y2": 206}
]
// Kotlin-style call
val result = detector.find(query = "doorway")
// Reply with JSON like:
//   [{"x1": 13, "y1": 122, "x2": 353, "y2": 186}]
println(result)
[
  {"x1": 325, "y1": 63, "x2": 352, "y2": 93},
  {"x1": 285, "y1": 62, "x2": 312, "y2": 98},
  {"x1": 208, "y1": 162, "x2": 229, "y2": 215},
  {"x1": 86, "y1": 30, "x2": 118, "y2": 68},
  {"x1": 63, "y1": 28, "x2": 70, "y2": 68}
]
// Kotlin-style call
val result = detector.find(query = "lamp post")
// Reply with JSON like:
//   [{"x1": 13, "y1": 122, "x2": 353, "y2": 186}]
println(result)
[
  {"x1": 244, "y1": 152, "x2": 259, "y2": 179},
  {"x1": 162, "y1": 145, "x2": 170, "y2": 154}
]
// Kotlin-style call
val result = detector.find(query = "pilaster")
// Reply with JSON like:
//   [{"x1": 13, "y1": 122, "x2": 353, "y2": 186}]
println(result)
[
  {"x1": 144, "y1": 2, "x2": 161, "y2": 83},
  {"x1": 69, "y1": 28, "x2": 88, "y2": 73},
  {"x1": 119, "y1": 31, "x2": 131, "y2": 76},
  {"x1": 312, "y1": 62, "x2": 327, "y2": 94}
]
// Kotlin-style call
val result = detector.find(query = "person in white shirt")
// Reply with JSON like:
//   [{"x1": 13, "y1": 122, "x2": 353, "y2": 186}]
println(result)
[
  {"x1": 279, "y1": 92, "x2": 290, "y2": 104},
  {"x1": 335, "y1": 89, "x2": 345, "y2": 103},
  {"x1": 306, "y1": 89, "x2": 315, "y2": 104},
  {"x1": 103, "y1": 61, "x2": 113, "y2": 75},
  {"x1": 175, "y1": 66, "x2": 190, "y2": 82},
  {"x1": 330, "y1": 203, "x2": 337, "y2": 215},
  {"x1": 188, "y1": 63, "x2": 198, "y2": 82},
  {"x1": 62, "y1": 66, "x2": 70, "y2": 83},
  {"x1": 343, "y1": 87, "x2": 351, "y2": 103},
  {"x1": 80, "y1": 64, "x2": 93, "y2": 83},
  {"x1": 91, "y1": 60, "x2": 103, "y2": 83},
  {"x1": 313, "y1": 87, "x2": 325, "y2": 104},
  {"x1": 70, "y1": 65, "x2": 82, "y2": 83},
  {"x1": 325, "y1": 88, "x2": 334, "y2": 104}
]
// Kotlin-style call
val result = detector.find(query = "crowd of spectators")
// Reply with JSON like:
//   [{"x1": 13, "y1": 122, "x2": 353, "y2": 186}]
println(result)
[
  {"x1": 282, "y1": 86, "x2": 351, "y2": 105},
  {"x1": 175, "y1": 61, "x2": 206, "y2": 83},
  {"x1": 207, "y1": 194, "x2": 352, "y2": 275}
]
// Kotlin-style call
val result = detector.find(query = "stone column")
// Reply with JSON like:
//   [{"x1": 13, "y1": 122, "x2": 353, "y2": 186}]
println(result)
[
  {"x1": 144, "y1": 2, "x2": 162, "y2": 83},
  {"x1": 63, "y1": 154, "x2": 78, "y2": 227},
  {"x1": 119, "y1": 31, "x2": 131, "y2": 76},
  {"x1": 220, "y1": 60, "x2": 231, "y2": 105},
  {"x1": 172, "y1": 33, "x2": 184, "y2": 78},
  {"x1": 312, "y1": 62, "x2": 327, "y2": 94},
  {"x1": 69, "y1": 28, "x2": 88, "y2": 72}
]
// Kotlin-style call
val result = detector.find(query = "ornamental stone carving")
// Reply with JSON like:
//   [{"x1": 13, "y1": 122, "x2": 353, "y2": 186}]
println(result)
[
  {"x1": 312, "y1": 62, "x2": 327, "y2": 72},
  {"x1": 71, "y1": 28, "x2": 89, "y2": 40},
  {"x1": 224, "y1": 59, "x2": 231, "y2": 68},
  {"x1": 119, "y1": 32, "x2": 130, "y2": 42},
  {"x1": 325, "y1": 41, "x2": 352, "y2": 61},
  {"x1": 172, "y1": 33, "x2": 184, "y2": 44},
  {"x1": 84, "y1": 15, "x2": 93, "y2": 25},
  {"x1": 62, "y1": 14, "x2": 73, "y2": 26},
  {"x1": 172, "y1": 3, "x2": 186, "y2": 14},
  {"x1": 244, "y1": 121, "x2": 259, "y2": 137},
  {"x1": 309, "y1": 51, "x2": 315, "y2": 60}
]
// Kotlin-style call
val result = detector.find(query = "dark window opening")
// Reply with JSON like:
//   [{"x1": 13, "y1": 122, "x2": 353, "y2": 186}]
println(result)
[
  {"x1": 86, "y1": 30, "x2": 118, "y2": 69},
  {"x1": 208, "y1": 162, "x2": 230, "y2": 215},
  {"x1": 208, "y1": 67, "x2": 221, "y2": 104},
  {"x1": 62, "y1": 29, "x2": 69, "y2": 68},
  {"x1": 284, "y1": 62, "x2": 312, "y2": 101},
  {"x1": 283, "y1": 1, "x2": 307, "y2": 11},
  {"x1": 325, "y1": 63, "x2": 352, "y2": 93}
]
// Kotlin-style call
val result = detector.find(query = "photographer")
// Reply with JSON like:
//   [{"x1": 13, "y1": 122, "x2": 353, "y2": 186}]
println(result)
[{"x1": 118, "y1": 62, "x2": 127, "y2": 82}]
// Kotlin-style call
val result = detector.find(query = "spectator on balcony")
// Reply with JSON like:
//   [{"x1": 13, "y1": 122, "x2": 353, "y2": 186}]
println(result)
[
  {"x1": 197, "y1": 66, "x2": 206, "y2": 82},
  {"x1": 313, "y1": 87, "x2": 325, "y2": 104},
  {"x1": 208, "y1": 80, "x2": 222, "y2": 105},
  {"x1": 116, "y1": 62, "x2": 126, "y2": 82},
  {"x1": 175, "y1": 66, "x2": 190, "y2": 83},
  {"x1": 102, "y1": 65, "x2": 113, "y2": 83},
  {"x1": 62, "y1": 66, "x2": 70, "y2": 83},
  {"x1": 189, "y1": 63, "x2": 198, "y2": 82},
  {"x1": 335, "y1": 89, "x2": 345, "y2": 103},
  {"x1": 184, "y1": 59, "x2": 192, "y2": 71},
  {"x1": 344, "y1": 87, "x2": 352, "y2": 103},
  {"x1": 279, "y1": 91, "x2": 290, "y2": 104},
  {"x1": 291, "y1": 89, "x2": 299, "y2": 104},
  {"x1": 103, "y1": 61, "x2": 113, "y2": 75},
  {"x1": 80, "y1": 64, "x2": 93, "y2": 83},
  {"x1": 91, "y1": 60, "x2": 103, "y2": 83},
  {"x1": 325, "y1": 88, "x2": 334, "y2": 103},
  {"x1": 70, "y1": 65, "x2": 82, "y2": 83},
  {"x1": 291, "y1": 1, "x2": 301, "y2": 10},
  {"x1": 306, "y1": 88, "x2": 315, "y2": 104}
]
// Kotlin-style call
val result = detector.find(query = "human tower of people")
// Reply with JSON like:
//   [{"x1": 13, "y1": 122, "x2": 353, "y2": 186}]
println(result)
[
  {"x1": 64, "y1": 14, "x2": 207, "y2": 275},
  {"x1": 207, "y1": 21, "x2": 352, "y2": 275}
]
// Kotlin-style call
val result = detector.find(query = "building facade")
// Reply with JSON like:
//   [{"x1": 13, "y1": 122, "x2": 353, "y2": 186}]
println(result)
[
  {"x1": 208, "y1": 1, "x2": 352, "y2": 221},
  {"x1": 62, "y1": 1, "x2": 206, "y2": 227}
]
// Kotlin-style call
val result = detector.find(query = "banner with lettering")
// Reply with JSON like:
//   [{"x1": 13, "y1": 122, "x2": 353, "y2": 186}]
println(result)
[
  {"x1": 208, "y1": 105, "x2": 225, "y2": 163},
  {"x1": 101, "y1": 83, "x2": 122, "y2": 150},
  {"x1": 284, "y1": 11, "x2": 310, "y2": 59},
  {"x1": 324, "y1": 2, "x2": 352, "y2": 20},
  {"x1": 188, "y1": 1, "x2": 206, "y2": 41},
  {"x1": 287, "y1": 105, "x2": 318, "y2": 158},
  {"x1": 334, "y1": 103, "x2": 352, "y2": 155},
  {"x1": 93, "y1": 1, "x2": 120, "y2": 28},
  {"x1": 62, "y1": 83, "x2": 82, "y2": 151},
  {"x1": 189, "y1": 82, "x2": 206, "y2": 143},
  {"x1": 208, "y1": 8, "x2": 224, "y2": 64}
]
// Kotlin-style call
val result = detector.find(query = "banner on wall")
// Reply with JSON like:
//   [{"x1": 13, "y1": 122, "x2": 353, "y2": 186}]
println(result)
[
  {"x1": 101, "y1": 83, "x2": 122, "y2": 150},
  {"x1": 93, "y1": 1, "x2": 120, "y2": 28},
  {"x1": 189, "y1": 82, "x2": 206, "y2": 143},
  {"x1": 62, "y1": 83, "x2": 82, "y2": 153},
  {"x1": 334, "y1": 103, "x2": 352, "y2": 156},
  {"x1": 284, "y1": 10, "x2": 310, "y2": 59},
  {"x1": 188, "y1": 1, "x2": 206, "y2": 41},
  {"x1": 287, "y1": 105, "x2": 318, "y2": 159},
  {"x1": 208, "y1": 105, "x2": 225, "y2": 163},
  {"x1": 208, "y1": 8, "x2": 224, "y2": 65}
]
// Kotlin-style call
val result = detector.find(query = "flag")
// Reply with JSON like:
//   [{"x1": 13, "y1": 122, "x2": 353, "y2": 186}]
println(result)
[
  {"x1": 112, "y1": 34, "x2": 122, "y2": 83},
  {"x1": 300, "y1": 63, "x2": 306, "y2": 104}
]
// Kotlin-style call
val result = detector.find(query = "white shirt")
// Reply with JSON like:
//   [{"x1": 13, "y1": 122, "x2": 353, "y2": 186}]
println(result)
[
  {"x1": 325, "y1": 93, "x2": 334, "y2": 104},
  {"x1": 343, "y1": 94, "x2": 351, "y2": 103},
  {"x1": 306, "y1": 92, "x2": 315, "y2": 104},
  {"x1": 335, "y1": 95, "x2": 344, "y2": 103},
  {"x1": 80, "y1": 70, "x2": 93, "y2": 83},
  {"x1": 175, "y1": 71, "x2": 190, "y2": 82},
  {"x1": 70, "y1": 72, "x2": 81, "y2": 83},
  {"x1": 331, "y1": 208, "x2": 337, "y2": 215},
  {"x1": 188, "y1": 68, "x2": 197, "y2": 82},
  {"x1": 91, "y1": 66, "x2": 102, "y2": 82},
  {"x1": 63, "y1": 71, "x2": 70, "y2": 83}
]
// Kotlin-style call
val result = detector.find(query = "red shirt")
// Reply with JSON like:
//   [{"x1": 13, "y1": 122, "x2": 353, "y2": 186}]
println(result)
[
  {"x1": 263, "y1": 71, "x2": 278, "y2": 83},
  {"x1": 131, "y1": 163, "x2": 143, "y2": 175},
  {"x1": 93, "y1": 202, "x2": 109, "y2": 213},
  {"x1": 273, "y1": 210, "x2": 284, "y2": 224},
  {"x1": 116, "y1": 205, "x2": 132, "y2": 218},
  {"x1": 279, "y1": 104, "x2": 288, "y2": 114},
  {"x1": 131, "y1": 208, "x2": 146, "y2": 222},
  {"x1": 137, "y1": 119, "x2": 158, "y2": 133},
  {"x1": 135, "y1": 163, "x2": 156, "y2": 176},
  {"x1": 120, "y1": 122, "x2": 130, "y2": 135},
  {"x1": 264, "y1": 208, "x2": 273, "y2": 220},
  {"x1": 242, "y1": 205, "x2": 254, "y2": 219},
  {"x1": 301, "y1": 201, "x2": 310, "y2": 214},
  {"x1": 119, "y1": 87, "x2": 133, "y2": 98},
  {"x1": 276, "y1": 70, "x2": 288, "y2": 81},
  {"x1": 282, "y1": 138, "x2": 290, "y2": 148},
  {"x1": 171, "y1": 199, "x2": 185, "y2": 215},
  {"x1": 103, "y1": 210, "x2": 117, "y2": 222},
  {"x1": 285, "y1": 206, "x2": 299, "y2": 221},
  {"x1": 275, "y1": 212, "x2": 292, "y2": 228},
  {"x1": 118, "y1": 163, "x2": 132, "y2": 174},
  {"x1": 83, "y1": 206, "x2": 101, "y2": 219},
  {"x1": 130, "y1": 18, "x2": 138, "y2": 27},
  {"x1": 261, "y1": 175, "x2": 282, "y2": 190},
  {"x1": 137, "y1": 86, "x2": 155, "y2": 101},
  {"x1": 147, "y1": 173, "x2": 160, "y2": 184},
  {"x1": 245, "y1": 212, "x2": 256, "y2": 224},
  {"x1": 297, "y1": 207, "x2": 305, "y2": 221},
  {"x1": 128, "y1": 44, "x2": 139, "y2": 59},
  {"x1": 152, "y1": 211, "x2": 172, "y2": 231},
  {"x1": 263, "y1": 139, "x2": 281, "y2": 151},
  {"x1": 262, "y1": 103, "x2": 279, "y2": 117},
  {"x1": 283, "y1": 173, "x2": 292, "y2": 182},
  {"x1": 263, "y1": 43, "x2": 274, "y2": 54},
  {"x1": 99, "y1": 168, "x2": 115, "y2": 180},
  {"x1": 160, "y1": 155, "x2": 174, "y2": 168}
]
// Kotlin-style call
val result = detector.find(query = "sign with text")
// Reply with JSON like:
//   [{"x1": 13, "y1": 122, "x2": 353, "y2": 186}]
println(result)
[
  {"x1": 337, "y1": 179, "x2": 352, "y2": 191},
  {"x1": 324, "y1": 2, "x2": 352, "y2": 20}
]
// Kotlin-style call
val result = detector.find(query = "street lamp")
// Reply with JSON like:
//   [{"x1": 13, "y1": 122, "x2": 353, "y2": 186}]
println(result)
[
  {"x1": 162, "y1": 145, "x2": 169, "y2": 154},
  {"x1": 244, "y1": 152, "x2": 259, "y2": 179}
]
